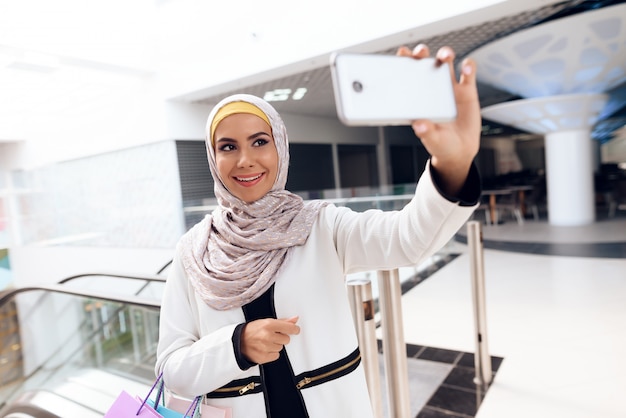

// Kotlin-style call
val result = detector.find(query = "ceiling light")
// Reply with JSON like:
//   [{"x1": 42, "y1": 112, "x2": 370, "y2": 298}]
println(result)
[
  {"x1": 264, "y1": 87, "x2": 308, "y2": 102},
  {"x1": 292, "y1": 87, "x2": 307, "y2": 100},
  {"x1": 264, "y1": 89, "x2": 291, "y2": 102}
]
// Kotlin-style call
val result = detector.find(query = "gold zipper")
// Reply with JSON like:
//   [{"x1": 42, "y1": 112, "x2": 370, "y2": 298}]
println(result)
[
  {"x1": 296, "y1": 353, "x2": 361, "y2": 389},
  {"x1": 212, "y1": 381, "x2": 257, "y2": 395}
]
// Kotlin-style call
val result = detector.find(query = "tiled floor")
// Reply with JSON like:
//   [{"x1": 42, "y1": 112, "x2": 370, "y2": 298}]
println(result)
[
  {"x1": 397, "y1": 215, "x2": 626, "y2": 418},
  {"x1": 376, "y1": 343, "x2": 503, "y2": 418}
]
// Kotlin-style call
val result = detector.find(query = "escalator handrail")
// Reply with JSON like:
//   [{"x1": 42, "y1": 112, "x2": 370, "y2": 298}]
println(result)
[
  {"x1": 0, "y1": 283, "x2": 161, "y2": 310},
  {"x1": 58, "y1": 272, "x2": 167, "y2": 285},
  {"x1": 156, "y1": 260, "x2": 173, "y2": 275}
]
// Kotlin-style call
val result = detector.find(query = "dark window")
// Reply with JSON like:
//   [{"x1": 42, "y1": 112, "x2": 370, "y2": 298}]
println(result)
[
  {"x1": 287, "y1": 144, "x2": 335, "y2": 193},
  {"x1": 338, "y1": 144, "x2": 378, "y2": 188}
]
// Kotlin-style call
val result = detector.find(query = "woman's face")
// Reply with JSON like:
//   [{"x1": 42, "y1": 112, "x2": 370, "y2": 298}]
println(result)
[{"x1": 213, "y1": 113, "x2": 279, "y2": 203}]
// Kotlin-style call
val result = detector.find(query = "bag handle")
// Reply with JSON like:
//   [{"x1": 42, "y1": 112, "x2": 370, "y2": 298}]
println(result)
[
  {"x1": 183, "y1": 395, "x2": 203, "y2": 418},
  {"x1": 136, "y1": 372, "x2": 203, "y2": 417},
  {"x1": 136, "y1": 372, "x2": 164, "y2": 415}
]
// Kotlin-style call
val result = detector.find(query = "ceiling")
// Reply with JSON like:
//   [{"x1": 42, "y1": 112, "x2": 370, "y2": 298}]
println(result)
[{"x1": 191, "y1": 0, "x2": 626, "y2": 142}]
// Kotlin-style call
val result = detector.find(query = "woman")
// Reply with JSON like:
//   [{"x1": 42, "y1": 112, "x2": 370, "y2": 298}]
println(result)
[{"x1": 155, "y1": 44, "x2": 481, "y2": 417}]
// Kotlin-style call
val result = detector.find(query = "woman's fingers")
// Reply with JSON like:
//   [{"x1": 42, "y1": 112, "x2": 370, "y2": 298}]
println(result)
[
  {"x1": 459, "y1": 57, "x2": 477, "y2": 86},
  {"x1": 412, "y1": 44, "x2": 430, "y2": 59},
  {"x1": 396, "y1": 46, "x2": 412, "y2": 57},
  {"x1": 241, "y1": 317, "x2": 300, "y2": 364},
  {"x1": 411, "y1": 120, "x2": 435, "y2": 138},
  {"x1": 397, "y1": 44, "x2": 430, "y2": 58},
  {"x1": 401, "y1": 44, "x2": 480, "y2": 195}
]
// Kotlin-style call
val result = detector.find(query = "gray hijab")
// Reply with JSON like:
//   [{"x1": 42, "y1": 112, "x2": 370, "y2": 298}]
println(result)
[{"x1": 179, "y1": 94, "x2": 327, "y2": 311}]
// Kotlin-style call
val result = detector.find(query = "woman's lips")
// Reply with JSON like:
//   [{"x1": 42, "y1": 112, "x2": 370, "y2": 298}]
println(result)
[{"x1": 234, "y1": 173, "x2": 264, "y2": 187}]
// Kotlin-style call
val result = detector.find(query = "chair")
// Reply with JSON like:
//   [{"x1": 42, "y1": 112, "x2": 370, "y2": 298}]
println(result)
[
  {"x1": 523, "y1": 175, "x2": 547, "y2": 221},
  {"x1": 472, "y1": 198, "x2": 492, "y2": 224},
  {"x1": 495, "y1": 190, "x2": 524, "y2": 225},
  {"x1": 607, "y1": 178, "x2": 626, "y2": 218}
]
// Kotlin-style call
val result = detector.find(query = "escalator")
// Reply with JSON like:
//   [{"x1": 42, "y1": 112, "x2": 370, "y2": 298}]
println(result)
[{"x1": 0, "y1": 271, "x2": 169, "y2": 417}]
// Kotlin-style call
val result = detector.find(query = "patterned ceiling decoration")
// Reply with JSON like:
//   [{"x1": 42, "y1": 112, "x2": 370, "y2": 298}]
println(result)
[
  {"x1": 471, "y1": 3, "x2": 626, "y2": 98},
  {"x1": 481, "y1": 93, "x2": 609, "y2": 134}
]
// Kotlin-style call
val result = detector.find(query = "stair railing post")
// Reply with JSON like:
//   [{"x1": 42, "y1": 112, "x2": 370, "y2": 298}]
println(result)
[
  {"x1": 377, "y1": 269, "x2": 411, "y2": 418},
  {"x1": 346, "y1": 277, "x2": 384, "y2": 418},
  {"x1": 467, "y1": 221, "x2": 493, "y2": 387}
]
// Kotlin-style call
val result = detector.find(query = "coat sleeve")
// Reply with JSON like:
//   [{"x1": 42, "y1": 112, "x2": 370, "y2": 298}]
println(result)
[
  {"x1": 331, "y1": 161, "x2": 479, "y2": 274},
  {"x1": 154, "y1": 252, "x2": 247, "y2": 398}
]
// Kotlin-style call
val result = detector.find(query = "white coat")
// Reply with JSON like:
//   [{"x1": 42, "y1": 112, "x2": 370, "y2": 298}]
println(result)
[{"x1": 155, "y1": 165, "x2": 478, "y2": 417}]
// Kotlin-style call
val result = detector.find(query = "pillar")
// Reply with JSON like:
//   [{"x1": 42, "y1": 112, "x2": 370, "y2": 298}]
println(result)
[{"x1": 544, "y1": 129, "x2": 595, "y2": 225}]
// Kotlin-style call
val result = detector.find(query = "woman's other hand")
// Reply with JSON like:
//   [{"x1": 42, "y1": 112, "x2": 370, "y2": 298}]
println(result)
[
  {"x1": 241, "y1": 316, "x2": 300, "y2": 364},
  {"x1": 397, "y1": 44, "x2": 481, "y2": 197}
]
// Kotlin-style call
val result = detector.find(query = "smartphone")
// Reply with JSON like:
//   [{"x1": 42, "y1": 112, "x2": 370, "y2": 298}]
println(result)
[{"x1": 329, "y1": 52, "x2": 457, "y2": 126}]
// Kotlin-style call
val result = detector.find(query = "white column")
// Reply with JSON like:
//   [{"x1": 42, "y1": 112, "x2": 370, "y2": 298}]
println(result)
[{"x1": 544, "y1": 129, "x2": 595, "y2": 226}]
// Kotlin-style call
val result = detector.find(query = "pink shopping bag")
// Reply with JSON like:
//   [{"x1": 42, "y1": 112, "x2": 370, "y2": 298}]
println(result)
[
  {"x1": 167, "y1": 394, "x2": 232, "y2": 418},
  {"x1": 104, "y1": 390, "x2": 162, "y2": 418}
]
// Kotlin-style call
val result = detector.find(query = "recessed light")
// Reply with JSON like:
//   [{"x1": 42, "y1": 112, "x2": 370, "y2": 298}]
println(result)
[
  {"x1": 264, "y1": 87, "x2": 308, "y2": 102},
  {"x1": 292, "y1": 87, "x2": 307, "y2": 100},
  {"x1": 264, "y1": 89, "x2": 292, "y2": 102}
]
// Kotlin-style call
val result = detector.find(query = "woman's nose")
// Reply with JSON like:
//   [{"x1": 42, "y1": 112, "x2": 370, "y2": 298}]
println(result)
[{"x1": 237, "y1": 149, "x2": 254, "y2": 167}]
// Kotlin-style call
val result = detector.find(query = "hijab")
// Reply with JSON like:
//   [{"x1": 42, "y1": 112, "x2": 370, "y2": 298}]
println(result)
[{"x1": 179, "y1": 94, "x2": 328, "y2": 311}]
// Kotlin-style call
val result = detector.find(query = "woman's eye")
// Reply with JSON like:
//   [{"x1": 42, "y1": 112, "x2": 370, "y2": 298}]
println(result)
[
  {"x1": 219, "y1": 144, "x2": 235, "y2": 152},
  {"x1": 253, "y1": 138, "x2": 269, "y2": 147}
]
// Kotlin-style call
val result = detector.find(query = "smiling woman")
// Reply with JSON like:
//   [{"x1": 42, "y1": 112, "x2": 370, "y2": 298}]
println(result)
[
  {"x1": 213, "y1": 112, "x2": 278, "y2": 204},
  {"x1": 155, "y1": 43, "x2": 483, "y2": 418}
]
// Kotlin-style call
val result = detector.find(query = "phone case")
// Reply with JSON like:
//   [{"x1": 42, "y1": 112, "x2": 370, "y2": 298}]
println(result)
[{"x1": 329, "y1": 53, "x2": 457, "y2": 126}]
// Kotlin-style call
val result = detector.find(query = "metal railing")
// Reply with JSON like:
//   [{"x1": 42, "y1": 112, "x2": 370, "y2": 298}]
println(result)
[
  {"x1": 346, "y1": 278, "x2": 384, "y2": 418},
  {"x1": 348, "y1": 221, "x2": 492, "y2": 417},
  {"x1": 0, "y1": 284, "x2": 161, "y2": 311},
  {"x1": 58, "y1": 272, "x2": 167, "y2": 285},
  {"x1": 467, "y1": 221, "x2": 492, "y2": 388}
]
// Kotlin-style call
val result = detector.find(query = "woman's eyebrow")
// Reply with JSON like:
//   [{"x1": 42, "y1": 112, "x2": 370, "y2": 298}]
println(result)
[
  {"x1": 215, "y1": 137, "x2": 237, "y2": 144},
  {"x1": 247, "y1": 131, "x2": 271, "y2": 140},
  {"x1": 215, "y1": 131, "x2": 271, "y2": 144}
]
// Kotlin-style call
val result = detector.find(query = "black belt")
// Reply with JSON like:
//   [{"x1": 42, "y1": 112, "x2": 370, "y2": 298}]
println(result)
[{"x1": 206, "y1": 347, "x2": 361, "y2": 398}]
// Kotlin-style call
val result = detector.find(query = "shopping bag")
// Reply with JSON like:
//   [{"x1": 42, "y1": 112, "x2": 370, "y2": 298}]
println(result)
[
  {"x1": 104, "y1": 372, "x2": 200, "y2": 418},
  {"x1": 147, "y1": 397, "x2": 200, "y2": 418},
  {"x1": 144, "y1": 373, "x2": 201, "y2": 418},
  {"x1": 168, "y1": 393, "x2": 232, "y2": 418},
  {"x1": 103, "y1": 390, "x2": 161, "y2": 417}
]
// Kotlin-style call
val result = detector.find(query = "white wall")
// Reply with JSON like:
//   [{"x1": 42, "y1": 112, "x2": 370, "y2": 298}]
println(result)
[
  {"x1": 281, "y1": 113, "x2": 379, "y2": 145},
  {"x1": 159, "y1": 107, "x2": 382, "y2": 146},
  {"x1": 165, "y1": 102, "x2": 214, "y2": 140}
]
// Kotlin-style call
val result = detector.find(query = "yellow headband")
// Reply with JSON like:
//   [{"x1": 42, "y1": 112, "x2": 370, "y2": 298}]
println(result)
[{"x1": 210, "y1": 101, "x2": 271, "y2": 146}]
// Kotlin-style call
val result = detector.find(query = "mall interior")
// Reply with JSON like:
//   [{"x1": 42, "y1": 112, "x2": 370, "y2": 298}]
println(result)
[{"x1": 0, "y1": 0, "x2": 625, "y2": 417}]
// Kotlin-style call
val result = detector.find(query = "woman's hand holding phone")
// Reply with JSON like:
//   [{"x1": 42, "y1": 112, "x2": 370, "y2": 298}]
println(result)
[{"x1": 398, "y1": 44, "x2": 481, "y2": 197}]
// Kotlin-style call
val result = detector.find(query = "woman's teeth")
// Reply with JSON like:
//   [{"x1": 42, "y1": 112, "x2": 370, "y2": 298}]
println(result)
[{"x1": 236, "y1": 174, "x2": 262, "y2": 182}]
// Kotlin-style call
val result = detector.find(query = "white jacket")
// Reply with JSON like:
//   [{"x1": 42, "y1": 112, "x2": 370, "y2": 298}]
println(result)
[{"x1": 155, "y1": 165, "x2": 478, "y2": 417}]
